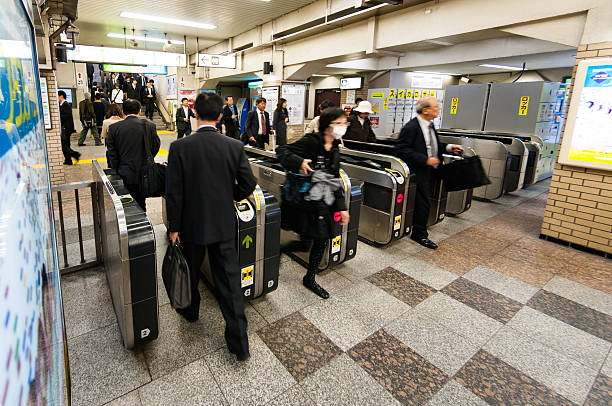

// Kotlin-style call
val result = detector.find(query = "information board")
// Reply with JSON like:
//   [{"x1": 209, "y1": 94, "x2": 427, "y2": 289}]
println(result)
[
  {"x1": 281, "y1": 84, "x2": 306, "y2": 125},
  {"x1": 559, "y1": 58, "x2": 612, "y2": 170},
  {"x1": 261, "y1": 87, "x2": 279, "y2": 115},
  {"x1": 166, "y1": 75, "x2": 177, "y2": 100},
  {"x1": 40, "y1": 77, "x2": 51, "y2": 129}
]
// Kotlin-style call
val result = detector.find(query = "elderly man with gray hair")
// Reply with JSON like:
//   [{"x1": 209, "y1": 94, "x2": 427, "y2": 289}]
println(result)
[
  {"x1": 78, "y1": 92, "x2": 102, "y2": 146},
  {"x1": 395, "y1": 96, "x2": 463, "y2": 250}
]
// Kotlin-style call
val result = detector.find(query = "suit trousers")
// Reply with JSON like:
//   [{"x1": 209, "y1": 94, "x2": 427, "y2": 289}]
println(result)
[
  {"x1": 182, "y1": 239, "x2": 249, "y2": 355},
  {"x1": 144, "y1": 100, "x2": 154, "y2": 120},
  {"x1": 61, "y1": 127, "x2": 78, "y2": 163},
  {"x1": 124, "y1": 183, "x2": 146, "y2": 213},
  {"x1": 412, "y1": 168, "x2": 435, "y2": 240},
  {"x1": 226, "y1": 123, "x2": 240, "y2": 140},
  {"x1": 177, "y1": 125, "x2": 190, "y2": 139}
]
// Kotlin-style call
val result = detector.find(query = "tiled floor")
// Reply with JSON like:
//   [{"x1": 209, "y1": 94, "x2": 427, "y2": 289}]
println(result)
[{"x1": 59, "y1": 144, "x2": 612, "y2": 405}]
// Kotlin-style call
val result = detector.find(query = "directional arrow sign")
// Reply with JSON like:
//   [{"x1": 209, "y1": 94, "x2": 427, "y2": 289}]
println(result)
[{"x1": 242, "y1": 235, "x2": 253, "y2": 249}]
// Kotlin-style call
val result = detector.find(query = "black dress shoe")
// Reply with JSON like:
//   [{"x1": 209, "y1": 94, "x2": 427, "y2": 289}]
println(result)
[
  {"x1": 235, "y1": 352, "x2": 251, "y2": 362},
  {"x1": 175, "y1": 308, "x2": 198, "y2": 322},
  {"x1": 63, "y1": 160, "x2": 73, "y2": 165},
  {"x1": 303, "y1": 276, "x2": 330, "y2": 299},
  {"x1": 72, "y1": 152, "x2": 81, "y2": 162},
  {"x1": 411, "y1": 237, "x2": 438, "y2": 250}
]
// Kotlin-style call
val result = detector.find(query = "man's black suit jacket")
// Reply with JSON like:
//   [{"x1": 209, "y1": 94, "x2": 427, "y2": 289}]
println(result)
[
  {"x1": 222, "y1": 105, "x2": 240, "y2": 130},
  {"x1": 106, "y1": 116, "x2": 160, "y2": 185},
  {"x1": 126, "y1": 83, "x2": 141, "y2": 101},
  {"x1": 244, "y1": 109, "x2": 271, "y2": 148},
  {"x1": 176, "y1": 106, "x2": 195, "y2": 133},
  {"x1": 142, "y1": 86, "x2": 156, "y2": 103},
  {"x1": 165, "y1": 127, "x2": 258, "y2": 245},
  {"x1": 395, "y1": 117, "x2": 447, "y2": 177},
  {"x1": 59, "y1": 101, "x2": 75, "y2": 135}
]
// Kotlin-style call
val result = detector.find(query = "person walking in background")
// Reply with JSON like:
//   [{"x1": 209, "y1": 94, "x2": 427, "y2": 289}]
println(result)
[
  {"x1": 93, "y1": 93, "x2": 106, "y2": 140},
  {"x1": 101, "y1": 103, "x2": 124, "y2": 141},
  {"x1": 111, "y1": 82, "x2": 124, "y2": 109},
  {"x1": 395, "y1": 96, "x2": 462, "y2": 250},
  {"x1": 166, "y1": 92, "x2": 257, "y2": 361},
  {"x1": 143, "y1": 80, "x2": 156, "y2": 120},
  {"x1": 305, "y1": 99, "x2": 334, "y2": 134},
  {"x1": 222, "y1": 96, "x2": 241, "y2": 140},
  {"x1": 176, "y1": 97, "x2": 195, "y2": 139},
  {"x1": 127, "y1": 77, "x2": 141, "y2": 103},
  {"x1": 277, "y1": 107, "x2": 350, "y2": 299},
  {"x1": 78, "y1": 92, "x2": 102, "y2": 146},
  {"x1": 273, "y1": 98, "x2": 289, "y2": 147},
  {"x1": 350, "y1": 97, "x2": 363, "y2": 117},
  {"x1": 344, "y1": 100, "x2": 377, "y2": 143},
  {"x1": 58, "y1": 90, "x2": 81, "y2": 165},
  {"x1": 106, "y1": 99, "x2": 160, "y2": 212},
  {"x1": 243, "y1": 97, "x2": 272, "y2": 148}
]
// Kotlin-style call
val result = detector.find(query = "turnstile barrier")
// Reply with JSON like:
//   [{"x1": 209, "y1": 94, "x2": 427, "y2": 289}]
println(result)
[
  {"x1": 93, "y1": 161, "x2": 159, "y2": 349},
  {"x1": 245, "y1": 146, "x2": 362, "y2": 271},
  {"x1": 339, "y1": 148, "x2": 417, "y2": 244},
  {"x1": 161, "y1": 186, "x2": 281, "y2": 300}
]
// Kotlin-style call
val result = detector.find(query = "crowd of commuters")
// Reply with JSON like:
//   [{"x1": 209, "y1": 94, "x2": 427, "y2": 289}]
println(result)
[{"x1": 57, "y1": 68, "x2": 460, "y2": 361}]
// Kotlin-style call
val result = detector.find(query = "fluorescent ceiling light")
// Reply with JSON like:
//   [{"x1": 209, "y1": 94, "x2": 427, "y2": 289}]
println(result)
[
  {"x1": 425, "y1": 39, "x2": 454, "y2": 46},
  {"x1": 413, "y1": 70, "x2": 462, "y2": 76},
  {"x1": 311, "y1": 74, "x2": 329, "y2": 77},
  {"x1": 479, "y1": 63, "x2": 524, "y2": 71},
  {"x1": 107, "y1": 33, "x2": 184, "y2": 45},
  {"x1": 120, "y1": 11, "x2": 216, "y2": 30}
]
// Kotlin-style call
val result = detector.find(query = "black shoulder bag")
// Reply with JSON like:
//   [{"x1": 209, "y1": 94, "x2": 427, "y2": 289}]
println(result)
[{"x1": 139, "y1": 120, "x2": 166, "y2": 197}]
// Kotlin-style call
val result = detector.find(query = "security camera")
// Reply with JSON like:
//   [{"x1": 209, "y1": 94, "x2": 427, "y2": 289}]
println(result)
[{"x1": 163, "y1": 42, "x2": 172, "y2": 52}]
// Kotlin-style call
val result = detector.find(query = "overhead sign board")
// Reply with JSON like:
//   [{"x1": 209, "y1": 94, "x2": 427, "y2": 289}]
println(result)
[
  {"x1": 558, "y1": 57, "x2": 612, "y2": 170},
  {"x1": 340, "y1": 77, "x2": 363, "y2": 90},
  {"x1": 411, "y1": 73, "x2": 444, "y2": 89},
  {"x1": 248, "y1": 80, "x2": 263, "y2": 88},
  {"x1": 197, "y1": 53, "x2": 236, "y2": 69},
  {"x1": 68, "y1": 45, "x2": 187, "y2": 67},
  {"x1": 103, "y1": 64, "x2": 168, "y2": 74}
]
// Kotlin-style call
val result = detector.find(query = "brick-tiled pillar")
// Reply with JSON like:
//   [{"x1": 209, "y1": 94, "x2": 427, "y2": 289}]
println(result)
[
  {"x1": 541, "y1": 42, "x2": 612, "y2": 255},
  {"x1": 40, "y1": 70, "x2": 66, "y2": 185}
]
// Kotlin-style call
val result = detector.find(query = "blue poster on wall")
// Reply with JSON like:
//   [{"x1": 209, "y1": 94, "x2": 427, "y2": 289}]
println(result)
[{"x1": 0, "y1": 1, "x2": 65, "y2": 405}]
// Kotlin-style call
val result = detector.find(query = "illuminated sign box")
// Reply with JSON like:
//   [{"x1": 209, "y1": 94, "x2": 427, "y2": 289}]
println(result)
[
  {"x1": 103, "y1": 64, "x2": 168, "y2": 74},
  {"x1": 558, "y1": 57, "x2": 612, "y2": 171},
  {"x1": 197, "y1": 53, "x2": 236, "y2": 69},
  {"x1": 248, "y1": 80, "x2": 263, "y2": 88},
  {"x1": 340, "y1": 77, "x2": 363, "y2": 90},
  {"x1": 68, "y1": 45, "x2": 186, "y2": 67}
]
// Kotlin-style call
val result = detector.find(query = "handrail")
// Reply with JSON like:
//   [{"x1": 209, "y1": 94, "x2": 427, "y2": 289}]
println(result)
[{"x1": 155, "y1": 93, "x2": 173, "y2": 128}]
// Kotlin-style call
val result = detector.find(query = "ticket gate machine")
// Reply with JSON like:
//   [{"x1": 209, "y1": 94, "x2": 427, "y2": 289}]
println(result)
[
  {"x1": 439, "y1": 129, "x2": 542, "y2": 187},
  {"x1": 244, "y1": 146, "x2": 362, "y2": 271},
  {"x1": 339, "y1": 148, "x2": 417, "y2": 244},
  {"x1": 161, "y1": 186, "x2": 281, "y2": 300},
  {"x1": 93, "y1": 161, "x2": 158, "y2": 349},
  {"x1": 342, "y1": 140, "x2": 447, "y2": 227}
]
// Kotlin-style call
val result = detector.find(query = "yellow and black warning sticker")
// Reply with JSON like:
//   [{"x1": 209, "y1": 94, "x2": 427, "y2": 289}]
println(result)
[
  {"x1": 518, "y1": 96, "x2": 530, "y2": 116},
  {"x1": 430, "y1": 90, "x2": 436, "y2": 97},
  {"x1": 394, "y1": 215, "x2": 402, "y2": 231},
  {"x1": 406, "y1": 90, "x2": 413, "y2": 99},
  {"x1": 241, "y1": 265, "x2": 254, "y2": 288},
  {"x1": 331, "y1": 236, "x2": 341, "y2": 254},
  {"x1": 450, "y1": 98, "x2": 459, "y2": 115},
  {"x1": 389, "y1": 89, "x2": 397, "y2": 99},
  {"x1": 397, "y1": 89, "x2": 405, "y2": 99},
  {"x1": 414, "y1": 90, "x2": 420, "y2": 99},
  {"x1": 422, "y1": 90, "x2": 428, "y2": 97}
]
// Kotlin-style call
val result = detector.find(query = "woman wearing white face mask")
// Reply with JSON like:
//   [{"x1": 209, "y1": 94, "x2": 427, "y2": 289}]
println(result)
[{"x1": 277, "y1": 107, "x2": 350, "y2": 299}]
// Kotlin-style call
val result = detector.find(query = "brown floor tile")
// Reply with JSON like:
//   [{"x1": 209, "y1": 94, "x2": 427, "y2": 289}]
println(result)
[
  {"x1": 498, "y1": 245, "x2": 574, "y2": 274},
  {"x1": 257, "y1": 312, "x2": 342, "y2": 382},
  {"x1": 482, "y1": 254, "x2": 555, "y2": 287},
  {"x1": 584, "y1": 373, "x2": 612, "y2": 406},
  {"x1": 348, "y1": 329, "x2": 448, "y2": 405},
  {"x1": 527, "y1": 291, "x2": 612, "y2": 342},
  {"x1": 450, "y1": 226, "x2": 518, "y2": 246},
  {"x1": 441, "y1": 278, "x2": 523, "y2": 323},
  {"x1": 455, "y1": 350, "x2": 574, "y2": 406},
  {"x1": 557, "y1": 253, "x2": 612, "y2": 294},
  {"x1": 366, "y1": 267, "x2": 436, "y2": 307},
  {"x1": 414, "y1": 245, "x2": 479, "y2": 276}
]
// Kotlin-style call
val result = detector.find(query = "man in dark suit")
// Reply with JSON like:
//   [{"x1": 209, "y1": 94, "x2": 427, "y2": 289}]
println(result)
[
  {"x1": 126, "y1": 78, "x2": 141, "y2": 102},
  {"x1": 243, "y1": 97, "x2": 272, "y2": 148},
  {"x1": 142, "y1": 80, "x2": 156, "y2": 120},
  {"x1": 222, "y1": 96, "x2": 240, "y2": 140},
  {"x1": 106, "y1": 99, "x2": 160, "y2": 211},
  {"x1": 176, "y1": 97, "x2": 195, "y2": 139},
  {"x1": 106, "y1": 73, "x2": 117, "y2": 95},
  {"x1": 395, "y1": 96, "x2": 462, "y2": 250},
  {"x1": 166, "y1": 92, "x2": 257, "y2": 361},
  {"x1": 58, "y1": 90, "x2": 81, "y2": 165}
]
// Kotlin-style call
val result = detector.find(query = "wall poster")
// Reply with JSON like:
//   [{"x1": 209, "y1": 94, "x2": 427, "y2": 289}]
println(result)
[
  {"x1": 261, "y1": 86, "x2": 279, "y2": 115},
  {"x1": 166, "y1": 74, "x2": 177, "y2": 100},
  {"x1": 39, "y1": 77, "x2": 51, "y2": 130},
  {"x1": 281, "y1": 84, "x2": 306, "y2": 125},
  {"x1": 1, "y1": 0, "x2": 67, "y2": 405},
  {"x1": 559, "y1": 58, "x2": 612, "y2": 170}
]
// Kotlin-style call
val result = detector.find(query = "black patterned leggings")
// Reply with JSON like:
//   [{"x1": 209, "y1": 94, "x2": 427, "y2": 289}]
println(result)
[{"x1": 307, "y1": 239, "x2": 328, "y2": 277}]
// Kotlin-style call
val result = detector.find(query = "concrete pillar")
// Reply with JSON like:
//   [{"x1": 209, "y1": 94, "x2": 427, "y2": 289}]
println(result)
[{"x1": 40, "y1": 70, "x2": 66, "y2": 185}]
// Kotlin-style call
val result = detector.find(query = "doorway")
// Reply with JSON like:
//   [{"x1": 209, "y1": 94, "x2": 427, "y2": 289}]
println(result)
[{"x1": 314, "y1": 88, "x2": 341, "y2": 116}]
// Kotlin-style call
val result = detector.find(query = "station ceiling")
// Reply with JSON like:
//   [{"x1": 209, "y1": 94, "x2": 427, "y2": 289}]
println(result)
[{"x1": 75, "y1": 0, "x2": 318, "y2": 52}]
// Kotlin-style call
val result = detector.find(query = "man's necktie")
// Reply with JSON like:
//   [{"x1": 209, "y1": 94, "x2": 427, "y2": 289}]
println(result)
[
  {"x1": 260, "y1": 112, "x2": 266, "y2": 135},
  {"x1": 429, "y1": 123, "x2": 438, "y2": 158}
]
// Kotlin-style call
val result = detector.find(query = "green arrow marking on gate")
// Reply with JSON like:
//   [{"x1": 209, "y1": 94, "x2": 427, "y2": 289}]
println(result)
[{"x1": 242, "y1": 235, "x2": 253, "y2": 249}]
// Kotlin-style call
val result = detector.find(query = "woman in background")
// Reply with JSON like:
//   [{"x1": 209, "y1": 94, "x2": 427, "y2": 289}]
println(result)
[
  {"x1": 273, "y1": 98, "x2": 289, "y2": 147},
  {"x1": 101, "y1": 103, "x2": 124, "y2": 142}
]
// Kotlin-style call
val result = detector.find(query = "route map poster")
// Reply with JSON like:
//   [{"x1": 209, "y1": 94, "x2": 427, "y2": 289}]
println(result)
[
  {"x1": 0, "y1": 1, "x2": 66, "y2": 404},
  {"x1": 559, "y1": 58, "x2": 612, "y2": 170}
]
